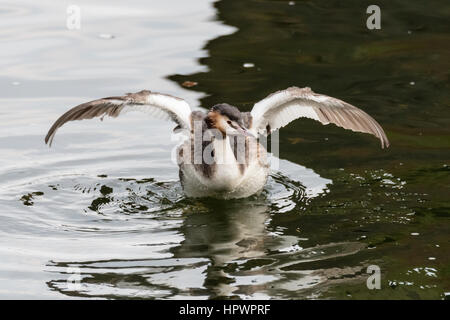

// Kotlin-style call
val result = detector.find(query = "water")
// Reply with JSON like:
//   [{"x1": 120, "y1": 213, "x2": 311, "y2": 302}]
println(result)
[{"x1": 0, "y1": 0, "x2": 448, "y2": 299}]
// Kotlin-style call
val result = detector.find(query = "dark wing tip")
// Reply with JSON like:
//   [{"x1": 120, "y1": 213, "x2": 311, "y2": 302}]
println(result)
[
  {"x1": 45, "y1": 124, "x2": 57, "y2": 147},
  {"x1": 381, "y1": 132, "x2": 390, "y2": 149}
]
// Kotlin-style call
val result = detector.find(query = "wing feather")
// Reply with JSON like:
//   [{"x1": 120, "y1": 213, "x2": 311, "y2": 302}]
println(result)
[
  {"x1": 250, "y1": 87, "x2": 389, "y2": 148},
  {"x1": 45, "y1": 90, "x2": 191, "y2": 146}
]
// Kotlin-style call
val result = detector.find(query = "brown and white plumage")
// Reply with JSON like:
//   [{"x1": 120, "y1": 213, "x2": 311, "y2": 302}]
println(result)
[
  {"x1": 45, "y1": 87, "x2": 389, "y2": 199},
  {"x1": 250, "y1": 86, "x2": 389, "y2": 148},
  {"x1": 45, "y1": 90, "x2": 191, "y2": 146}
]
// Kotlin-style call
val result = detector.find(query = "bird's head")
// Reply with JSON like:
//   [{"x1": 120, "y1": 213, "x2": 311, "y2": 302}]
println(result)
[{"x1": 206, "y1": 103, "x2": 252, "y2": 137}]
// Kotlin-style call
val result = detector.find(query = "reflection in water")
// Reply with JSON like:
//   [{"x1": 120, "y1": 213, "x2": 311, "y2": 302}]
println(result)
[{"x1": 43, "y1": 158, "x2": 362, "y2": 299}]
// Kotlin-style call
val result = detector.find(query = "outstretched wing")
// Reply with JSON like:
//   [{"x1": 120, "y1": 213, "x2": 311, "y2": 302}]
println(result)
[
  {"x1": 250, "y1": 87, "x2": 389, "y2": 148},
  {"x1": 45, "y1": 90, "x2": 192, "y2": 146}
]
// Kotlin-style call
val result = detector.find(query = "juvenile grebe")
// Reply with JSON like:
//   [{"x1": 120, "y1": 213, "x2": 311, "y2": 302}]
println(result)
[{"x1": 45, "y1": 87, "x2": 389, "y2": 199}]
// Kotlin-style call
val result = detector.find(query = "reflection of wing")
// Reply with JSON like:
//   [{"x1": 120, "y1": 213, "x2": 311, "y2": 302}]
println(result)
[
  {"x1": 250, "y1": 87, "x2": 389, "y2": 148},
  {"x1": 45, "y1": 90, "x2": 192, "y2": 146}
]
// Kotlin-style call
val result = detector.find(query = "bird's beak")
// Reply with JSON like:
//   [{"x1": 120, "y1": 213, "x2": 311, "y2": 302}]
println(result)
[{"x1": 237, "y1": 125, "x2": 254, "y2": 138}]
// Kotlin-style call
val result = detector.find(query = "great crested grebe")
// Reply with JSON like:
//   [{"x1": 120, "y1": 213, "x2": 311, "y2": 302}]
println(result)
[{"x1": 45, "y1": 87, "x2": 389, "y2": 199}]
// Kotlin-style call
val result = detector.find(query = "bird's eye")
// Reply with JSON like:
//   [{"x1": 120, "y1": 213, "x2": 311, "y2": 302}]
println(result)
[{"x1": 227, "y1": 120, "x2": 232, "y2": 125}]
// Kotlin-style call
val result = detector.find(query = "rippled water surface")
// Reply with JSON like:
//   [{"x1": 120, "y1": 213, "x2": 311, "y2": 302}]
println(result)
[{"x1": 0, "y1": 0, "x2": 449, "y2": 299}]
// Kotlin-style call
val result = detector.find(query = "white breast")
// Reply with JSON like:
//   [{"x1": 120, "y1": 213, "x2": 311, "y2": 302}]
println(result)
[
  {"x1": 179, "y1": 136, "x2": 269, "y2": 199},
  {"x1": 206, "y1": 136, "x2": 242, "y2": 191}
]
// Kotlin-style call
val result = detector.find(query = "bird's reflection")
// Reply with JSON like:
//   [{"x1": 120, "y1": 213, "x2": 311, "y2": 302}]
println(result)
[
  {"x1": 171, "y1": 198, "x2": 271, "y2": 298},
  {"x1": 46, "y1": 187, "x2": 278, "y2": 298},
  {"x1": 46, "y1": 159, "x2": 365, "y2": 299}
]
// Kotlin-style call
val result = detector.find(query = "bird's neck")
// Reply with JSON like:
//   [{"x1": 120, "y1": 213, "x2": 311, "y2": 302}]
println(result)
[{"x1": 204, "y1": 113, "x2": 225, "y2": 139}]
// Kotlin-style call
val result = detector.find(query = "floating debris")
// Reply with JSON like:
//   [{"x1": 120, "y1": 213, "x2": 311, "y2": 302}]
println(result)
[
  {"x1": 288, "y1": 137, "x2": 308, "y2": 144},
  {"x1": 411, "y1": 232, "x2": 420, "y2": 236},
  {"x1": 428, "y1": 257, "x2": 436, "y2": 261},
  {"x1": 98, "y1": 33, "x2": 115, "y2": 39},
  {"x1": 181, "y1": 81, "x2": 198, "y2": 88},
  {"x1": 243, "y1": 62, "x2": 255, "y2": 68},
  {"x1": 289, "y1": 1, "x2": 296, "y2": 5},
  {"x1": 409, "y1": 81, "x2": 415, "y2": 85}
]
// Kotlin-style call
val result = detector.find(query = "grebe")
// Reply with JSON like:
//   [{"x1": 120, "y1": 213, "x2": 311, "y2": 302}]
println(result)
[{"x1": 45, "y1": 87, "x2": 389, "y2": 199}]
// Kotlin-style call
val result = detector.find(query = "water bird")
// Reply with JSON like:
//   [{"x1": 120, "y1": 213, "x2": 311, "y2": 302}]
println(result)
[{"x1": 45, "y1": 87, "x2": 389, "y2": 199}]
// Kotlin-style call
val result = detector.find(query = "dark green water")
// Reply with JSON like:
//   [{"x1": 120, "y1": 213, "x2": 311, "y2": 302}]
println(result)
[
  {"x1": 0, "y1": 0, "x2": 448, "y2": 299},
  {"x1": 170, "y1": 0, "x2": 450, "y2": 299}
]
